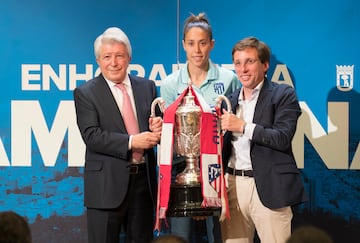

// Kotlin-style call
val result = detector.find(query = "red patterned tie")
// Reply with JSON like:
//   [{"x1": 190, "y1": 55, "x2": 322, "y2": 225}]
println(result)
[{"x1": 116, "y1": 83, "x2": 143, "y2": 162}]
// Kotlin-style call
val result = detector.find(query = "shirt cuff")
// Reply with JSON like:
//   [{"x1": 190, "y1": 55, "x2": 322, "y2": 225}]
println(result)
[
  {"x1": 128, "y1": 135, "x2": 133, "y2": 150},
  {"x1": 244, "y1": 122, "x2": 255, "y2": 138}
]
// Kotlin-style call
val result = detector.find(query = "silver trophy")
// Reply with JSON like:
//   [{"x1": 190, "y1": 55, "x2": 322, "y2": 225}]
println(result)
[
  {"x1": 174, "y1": 88, "x2": 201, "y2": 185},
  {"x1": 151, "y1": 86, "x2": 231, "y2": 217}
]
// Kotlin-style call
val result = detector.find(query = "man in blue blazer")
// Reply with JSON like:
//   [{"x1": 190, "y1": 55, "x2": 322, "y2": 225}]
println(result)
[
  {"x1": 220, "y1": 37, "x2": 307, "y2": 243},
  {"x1": 74, "y1": 27, "x2": 162, "y2": 243}
]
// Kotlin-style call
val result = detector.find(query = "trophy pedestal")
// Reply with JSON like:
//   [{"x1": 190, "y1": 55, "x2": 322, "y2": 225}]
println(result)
[{"x1": 167, "y1": 183, "x2": 221, "y2": 217}]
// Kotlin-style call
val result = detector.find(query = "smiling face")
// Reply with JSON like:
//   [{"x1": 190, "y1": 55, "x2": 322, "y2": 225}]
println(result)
[
  {"x1": 96, "y1": 41, "x2": 130, "y2": 84},
  {"x1": 182, "y1": 26, "x2": 214, "y2": 70},
  {"x1": 233, "y1": 47, "x2": 269, "y2": 90}
]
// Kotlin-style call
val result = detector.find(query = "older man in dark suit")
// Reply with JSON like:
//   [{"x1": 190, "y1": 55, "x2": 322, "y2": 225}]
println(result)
[
  {"x1": 74, "y1": 27, "x2": 162, "y2": 243},
  {"x1": 220, "y1": 37, "x2": 307, "y2": 243}
]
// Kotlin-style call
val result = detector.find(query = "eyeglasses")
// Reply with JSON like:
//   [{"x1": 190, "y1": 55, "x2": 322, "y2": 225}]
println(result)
[{"x1": 234, "y1": 58, "x2": 259, "y2": 67}]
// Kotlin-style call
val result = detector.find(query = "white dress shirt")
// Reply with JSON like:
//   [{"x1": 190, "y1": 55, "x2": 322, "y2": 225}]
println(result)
[{"x1": 229, "y1": 81, "x2": 264, "y2": 170}]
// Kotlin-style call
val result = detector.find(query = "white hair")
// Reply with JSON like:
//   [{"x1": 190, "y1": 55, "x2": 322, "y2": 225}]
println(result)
[{"x1": 94, "y1": 27, "x2": 132, "y2": 58}]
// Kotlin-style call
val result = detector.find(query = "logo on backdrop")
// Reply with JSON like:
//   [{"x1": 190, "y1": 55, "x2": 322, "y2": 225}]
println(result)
[{"x1": 336, "y1": 65, "x2": 354, "y2": 91}]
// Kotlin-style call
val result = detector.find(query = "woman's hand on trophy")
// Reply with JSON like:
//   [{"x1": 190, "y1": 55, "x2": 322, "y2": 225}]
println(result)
[{"x1": 149, "y1": 117, "x2": 163, "y2": 133}]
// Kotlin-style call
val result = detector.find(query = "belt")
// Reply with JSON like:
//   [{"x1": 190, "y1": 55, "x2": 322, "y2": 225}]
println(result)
[
  {"x1": 226, "y1": 167, "x2": 253, "y2": 177},
  {"x1": 128, "y1": 163, "x2": 146, "y2": 174}
]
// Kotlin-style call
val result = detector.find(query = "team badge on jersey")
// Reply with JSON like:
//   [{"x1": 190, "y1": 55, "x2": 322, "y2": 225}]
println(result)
[{"x1": 213, "y1": 82, "x2": 225, "y2": 95}]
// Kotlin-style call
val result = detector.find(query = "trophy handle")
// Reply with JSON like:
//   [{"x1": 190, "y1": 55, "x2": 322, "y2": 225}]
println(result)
[
  {"x1": 150, "y1": 97, "x2": 165, "y2": 118},
  {"x1": 215, "y1": 95, "x2": 232, "y2": 114}
]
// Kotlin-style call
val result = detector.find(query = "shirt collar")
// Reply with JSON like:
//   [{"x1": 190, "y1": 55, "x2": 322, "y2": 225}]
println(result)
[
  {"x1": 105, "y1": 74, "x2": 131, "y2": 88},
  {"x1": 179, "y1": 60, "x2": 219, "y2": 86},
  {"x1": 239, "y1": 80, "x2": 264, "y2": 101}
]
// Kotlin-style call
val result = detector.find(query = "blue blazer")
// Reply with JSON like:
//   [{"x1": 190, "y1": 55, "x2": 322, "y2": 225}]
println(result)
[
  {"x1": 222, "y1": 79, "x2": 307, "y2": 209},
  {"x1": 74, "y1": 74, "x2": 157, "y2": 209}
]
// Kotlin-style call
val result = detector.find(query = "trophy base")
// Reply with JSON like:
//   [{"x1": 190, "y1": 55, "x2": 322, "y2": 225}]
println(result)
[{"x1": 167, "y1": 183, "x2": 221, "y2": 217}]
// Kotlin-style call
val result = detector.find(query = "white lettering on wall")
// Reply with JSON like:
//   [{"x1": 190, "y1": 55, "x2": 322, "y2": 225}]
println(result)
[
  {"x1": 69, "y1": 64, "x2": 93, "y2": 90},
  {"x1": 22, "y1": 64, "x2": 41, "y2": 90},
  {"x1": 10, "y1": 100, "x2": 85, "y2": 166}
]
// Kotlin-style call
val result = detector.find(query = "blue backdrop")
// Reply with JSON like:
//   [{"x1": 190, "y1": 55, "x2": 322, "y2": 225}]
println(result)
[{"x1": 1, "y1": 0, "x2": 359, "y2": 242}]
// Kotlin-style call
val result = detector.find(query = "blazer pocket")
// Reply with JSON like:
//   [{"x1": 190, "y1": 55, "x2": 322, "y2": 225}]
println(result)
[{"x1": 85, "y1": 160, "x2": 103, "y2": 171}]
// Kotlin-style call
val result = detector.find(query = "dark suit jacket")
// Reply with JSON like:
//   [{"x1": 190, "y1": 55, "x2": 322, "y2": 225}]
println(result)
[
  {"x1": 73, "y1": 74, "x2": 157, "y2": 209},
  {"x1": 222, "y1": 79, "x2": 307, "y2": 209}
]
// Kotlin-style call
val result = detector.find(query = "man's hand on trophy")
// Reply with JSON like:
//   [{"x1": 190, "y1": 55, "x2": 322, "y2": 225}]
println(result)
[
  {"x1": 221, "y1": 109, "x2": 246, "y2": 135},
  {"x1": 132, "y1": 132, "x2": 161, "y2": 149},
  {"x1": 149, "y1": 116, "x2": 163, "y2": 133}
]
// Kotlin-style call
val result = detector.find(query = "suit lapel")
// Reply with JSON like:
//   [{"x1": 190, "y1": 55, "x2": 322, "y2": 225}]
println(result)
[
  {"x1": 253, "y1": 79, "x2": 272, "y2": 123},
  {"x1": 228, "y1": 89, "x2": 241, "y2": 114},
  {"x1": 94, "y1": 75, "x2": 127, "y2": 131}
]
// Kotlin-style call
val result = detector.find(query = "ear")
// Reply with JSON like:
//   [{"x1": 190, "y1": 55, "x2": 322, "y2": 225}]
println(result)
[
  {"x1": 210, "y1": 39, "x2": 215, "y2": 49},
  {"x1": 182, "y1": 39, "x2": 188, "y2": 51},
  {"x1": 264, "y1": 62, "x2": 270, "y2": 73}
]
